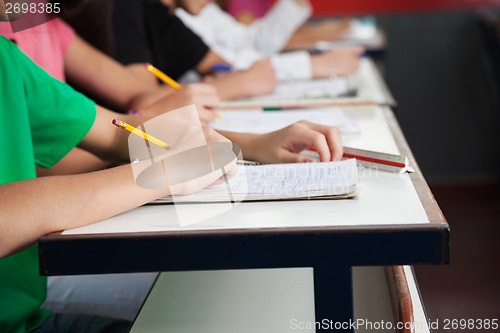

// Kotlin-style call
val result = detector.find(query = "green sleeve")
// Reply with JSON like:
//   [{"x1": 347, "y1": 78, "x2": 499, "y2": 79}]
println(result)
[{"x1": 12, "y1": 40, "x2": 97, "y2": 168}]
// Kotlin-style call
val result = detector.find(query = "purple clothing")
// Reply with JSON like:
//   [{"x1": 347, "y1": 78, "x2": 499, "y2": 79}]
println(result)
[{"x1": 227, "y1": 0, "x2": 273, "y2": 19}]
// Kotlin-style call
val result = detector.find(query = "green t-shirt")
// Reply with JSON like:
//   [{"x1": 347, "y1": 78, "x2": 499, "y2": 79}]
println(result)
[{"x1": 0, "y1": 37, "x2": 96, "y2": 333}]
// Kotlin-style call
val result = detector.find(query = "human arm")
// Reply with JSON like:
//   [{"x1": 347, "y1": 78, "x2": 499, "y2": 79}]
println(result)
[
  {"x1": 66, "y1": 35, "x2": 222, "y2": 124},
  {"x1": 310, "y1": 46, "x2": 364, "y2": 78},
  {"x1": 0, "y1": 105, "x2": 233, "y2": 258},
  {"x1": 207, "y1": 58, "x2": 277, "y2": 100},
  {"x1": 190, "y1": 41, "x2": 278, "y2": 100},
  {"x1": 0, "y1": 37, "x2": 235, "y2": 258},
  {"x1": 219, "y1": 121, "x2": 343, "y2": 163},
  {"x1": 1, "y1": 112, "x2": 342, "y2": 258},
  {"x1": 0, "y1": 165, "x2": 165, "y2": 258},
  {"x1": 82, "y1": 104, "x2": 344, "y2": 166},
  {"x1": 64, "y1": 35, "x2": 171, "y2": 112},
  {"x1": 35, "y1": 105, "x2": 144, "y2": 177}
]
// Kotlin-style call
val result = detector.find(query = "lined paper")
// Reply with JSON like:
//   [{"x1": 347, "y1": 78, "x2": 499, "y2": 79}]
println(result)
[{"x1": 156, "y1": 159, "x2": 358, "y2": 204}]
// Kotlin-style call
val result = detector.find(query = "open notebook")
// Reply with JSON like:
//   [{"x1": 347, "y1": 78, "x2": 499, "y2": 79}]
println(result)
[{"x1": 153, "y1": 159, "x2": 358, "y2": 204}]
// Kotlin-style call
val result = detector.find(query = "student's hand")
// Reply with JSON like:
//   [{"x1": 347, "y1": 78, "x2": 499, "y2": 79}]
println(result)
[
  {"x1": 241, "y1": 58, "x2": 278, "y2": 97},
  {"x1": 143, "y1": 83, "x2": 220, "y2": 125},
  {"x1": 227, "y1": 121, "x2": 343, "y2": 163},
  {"x1": 166, "y1": 127, "x2": 238, "y2": 195},
  {"x1": 211, "y1": 58, "x2": 278, "y2": 100},
  {"x1": 311, "y1": 46, "x2": 364, "y2": 78}
]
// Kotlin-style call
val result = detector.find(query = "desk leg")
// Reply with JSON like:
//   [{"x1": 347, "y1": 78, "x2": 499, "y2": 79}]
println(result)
[{"x1": 314, "y1": 265, "x2": 354, "y2": 332}]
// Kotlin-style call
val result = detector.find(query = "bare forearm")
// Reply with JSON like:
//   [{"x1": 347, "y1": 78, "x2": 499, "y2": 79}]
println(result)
[
  {"x1": 196, "y1": 50, "x2": 228, "y2": 75},
  {"x1": 211, "y1": 75, "x2": 250, "y2": 100},
  {"x1": 216, "y1": 131, "x2": 261, "y2": 161},
  {"x1": 36, "y1": 149, "x2": 113, "y2": 176},
  {"x1": 211, "y1": 71, "x2": 272, "y2": 100},
  {"x1": 79, "y1": 105, "x2": 159, "y2": 163},
  {"x1": 0, "y1": 165, "x2": 168, "y2": 258},
  {"x1": 65, "y1": 36, "x2": 167, "y2": 111},
  {"x1": 285, "y1": 25, "x2": 315, "y2": 49}
]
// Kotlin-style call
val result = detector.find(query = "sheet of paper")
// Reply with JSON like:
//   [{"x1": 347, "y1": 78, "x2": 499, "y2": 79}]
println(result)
[
  {"x1": 220, "y1": 59, "x2": 395, "y2": 108},
  {"x1": 242, "y1": 76, "x2": 356, "y2": 102},
  {"x1": 156, "y1": 159, "x2": 358, "y2": 204},
  {"x1": 211, "y1": 108, "x2": 360, "y2": 135}
]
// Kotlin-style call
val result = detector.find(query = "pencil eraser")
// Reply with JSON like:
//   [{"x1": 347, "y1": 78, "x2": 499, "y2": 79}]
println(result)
[
  {"x1": 112, "y1": 119, "x2": 120, "y2": 126},
  {"x1": 144, "y1": 63, "x2": 151, "y2": 68}
]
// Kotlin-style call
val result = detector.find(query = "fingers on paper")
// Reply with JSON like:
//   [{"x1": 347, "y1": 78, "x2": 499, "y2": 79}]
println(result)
[{"x1": 299, "y1": 121, "x2": 343, "y2": 162}]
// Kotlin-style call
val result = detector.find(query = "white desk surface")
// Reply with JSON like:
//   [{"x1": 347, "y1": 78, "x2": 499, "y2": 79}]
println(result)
[
  {"x1": 355, "y1": 58, "x2": 396, "y2": 106},
  {"x1": 130, "y1": 266, "x2": 429, "y2": 333},
  {"x1": 220, "y1": 58, "x2": 396, "y2": 108},
  {"x1": 63, "y1": 106, "x2": 428, "y2": 236}
]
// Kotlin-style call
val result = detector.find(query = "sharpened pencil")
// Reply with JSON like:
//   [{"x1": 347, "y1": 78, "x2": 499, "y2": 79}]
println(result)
[
  {"x1": 145, "y1": 63, "x2": 222, "y2": 119},
  {"x1": 112, "y1": 119, "x2": 169, "y2": 149}
]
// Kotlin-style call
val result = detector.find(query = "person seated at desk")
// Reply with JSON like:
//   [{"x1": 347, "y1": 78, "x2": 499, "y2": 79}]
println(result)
[
  {"x1": 199, "y1": 0, "x2": 314, "y2": 55},
  {"x1": 0, "y1": 23, "x2": 343, "y2": 331},
  {"x1": 65, "y1": 0, "x2": 359, "y2": 100},
  {"x1": 175, "y1": 0, "x2": 363, "y2": 82},
  {"x1": 0, "y1": 14, "x2": 214, "y2": 321},
  {"x1": 63, "y1": 0, "x2": 276, "y2": 101},
  {"x1": 0, "y1": 15, "x2": 221, "y2": 178},
  {"x1": 220, "y1": 0, "x2": 352, "y2": 49},
  {"x1": 0, "y1": 1, "x2": 345, "y2": 322}
]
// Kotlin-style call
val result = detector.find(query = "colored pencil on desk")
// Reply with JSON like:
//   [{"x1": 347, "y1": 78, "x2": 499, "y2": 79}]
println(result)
[
  {"x1": 112, "y1": 119, "x2": 169, "y2": 149},
  {"x1": 145, "y1": 63, "x2": 222, "y2": 119}
]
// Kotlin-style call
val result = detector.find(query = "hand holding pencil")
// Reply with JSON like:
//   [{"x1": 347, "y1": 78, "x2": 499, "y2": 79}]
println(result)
[{"x1": 145, "y1": 63, "x2": 222, "y2": 124}]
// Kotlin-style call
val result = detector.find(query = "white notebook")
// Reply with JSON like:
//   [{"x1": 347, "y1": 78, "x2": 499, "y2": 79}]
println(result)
[{"x1": 154, "y1": 159, "x2": 358, "y2": 204}]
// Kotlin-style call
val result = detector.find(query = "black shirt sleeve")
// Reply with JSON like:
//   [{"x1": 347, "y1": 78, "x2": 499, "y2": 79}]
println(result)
[{"x1": 112, "y1": 0, "x2": 209, "y2": 80}]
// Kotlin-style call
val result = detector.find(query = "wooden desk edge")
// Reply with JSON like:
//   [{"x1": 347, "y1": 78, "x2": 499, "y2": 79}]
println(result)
[{"x1": 386, "y1": 266, "x2": 415, "y2": 333}]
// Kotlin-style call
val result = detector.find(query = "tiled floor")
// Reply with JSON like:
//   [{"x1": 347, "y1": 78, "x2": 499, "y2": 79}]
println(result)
[{"x1": 415, "y1": 184, "x2": 500, "y2": 332}]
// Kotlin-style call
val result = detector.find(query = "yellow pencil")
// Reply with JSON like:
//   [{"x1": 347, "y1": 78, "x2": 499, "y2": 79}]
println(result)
[
  {"x1": 112, "y1": 119, "x2": 169, "y2": 149},
  {"x1": 145, "y1": 63, "x2": 222, "y2": 119},
  {"x1": 145, "y1": 63, "x2": 182, "y2": 90}
]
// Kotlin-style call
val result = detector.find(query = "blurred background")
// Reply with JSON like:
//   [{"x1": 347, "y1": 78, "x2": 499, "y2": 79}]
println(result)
[{"x1": 308, "y1": 0, "x2": 500, "y2": 330}]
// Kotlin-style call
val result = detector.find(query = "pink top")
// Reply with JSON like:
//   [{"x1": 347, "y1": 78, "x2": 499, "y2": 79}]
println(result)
[
  {"x1": 0, "y1": 18, "x2": 75, "y2": 82},
  {"x1": 227, "y1": 0, "x2": 273, "y2": 19}
]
